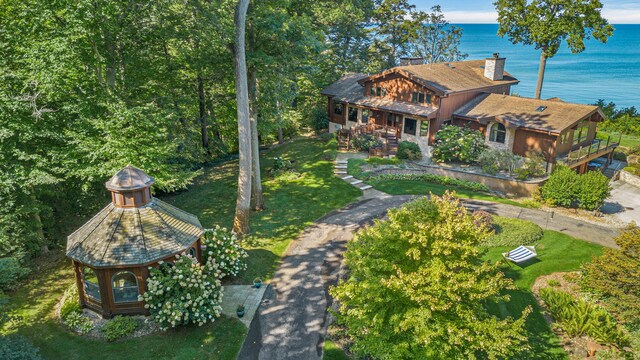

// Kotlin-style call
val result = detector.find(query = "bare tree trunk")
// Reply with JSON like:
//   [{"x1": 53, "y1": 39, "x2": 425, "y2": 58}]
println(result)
[
  {"x1": 535, "y1": 51, "x2": 547, "y2": 99},
  {"x1": 232, "y1": 0, "x2": 252, "y2": 236},
  {"x1": 248, "y1": 67, "x2": 264, "y2": 210},
  {"x1": 198, "y1": 74, "x2": 210, "y2": 155}
]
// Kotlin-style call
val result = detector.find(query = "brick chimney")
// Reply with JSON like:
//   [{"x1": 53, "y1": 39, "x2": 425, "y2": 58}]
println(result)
[{"x1": 484, "y1": 53, "x2": 505, "y2": 80}]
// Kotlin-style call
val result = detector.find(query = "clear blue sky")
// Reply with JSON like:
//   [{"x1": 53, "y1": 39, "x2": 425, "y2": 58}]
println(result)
[{"x1": 413, "y1": 0, "x2": 640, "y2": 24}]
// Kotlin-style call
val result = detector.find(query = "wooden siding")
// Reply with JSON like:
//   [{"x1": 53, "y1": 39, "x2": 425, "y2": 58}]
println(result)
[
  {"x1": 364, "y1": 73, "x2": 438, "y2": 105},
  {"x1": 555, "y1": 119, "x2": 599, "y2": 156},
  {"x1": 513, "y1": 129, "x2": 558, "y2": 161},
  {"x1": 327, "y1": 97, "x2": 346, "y2": 125}
]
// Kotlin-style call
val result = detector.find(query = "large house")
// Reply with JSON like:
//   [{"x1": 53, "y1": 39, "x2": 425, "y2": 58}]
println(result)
[{"x1": 321, "y1": 54, "x2": 619, "y2": 174}]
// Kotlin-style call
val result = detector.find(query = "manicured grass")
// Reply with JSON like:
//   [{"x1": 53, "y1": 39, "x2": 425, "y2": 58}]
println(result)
[
  {"x1": 368, "y1": 179, "x2": 525, "y2": 207},
  {"x1": 483, "y1": 231, "x2": 603, "y2": 359},
  {"x1": 598, "y1": 131, "x2": 640, "y2": 148},
  {"x1": 1, "y1": 136, "x2": 360, "y2": 359},
  {"x1": 163, "y1": 137, "x2": 361, "y2": 284}
]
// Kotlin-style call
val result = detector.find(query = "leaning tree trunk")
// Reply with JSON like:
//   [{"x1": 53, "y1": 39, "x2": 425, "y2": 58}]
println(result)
[
  {"x1": 248, "y1": 66, "x2": 264, "y2": 210},
  {"x1": 535, "y1": 51, "x2": 548, "y2": 99},
  {"x1": 232, "y1": 0, "x2": 252, "y2": 236}
]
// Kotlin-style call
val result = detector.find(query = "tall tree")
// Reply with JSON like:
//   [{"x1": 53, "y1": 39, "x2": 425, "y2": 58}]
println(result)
[
  {"x1": 408, "y1": 5, "x2": 467, "y2": 64},
  {"x1": 372, "y1": 0, "x2": 421, "y2": 69},
  {"x1": 495, "y1": 0, "x2": 614, "y2": 99},
  {"x1": 247, "y1": 3, "x2": 264, "y2": 211},
  {"x1": 232, "y1": 0, "x2": 252, "y2": 235}
]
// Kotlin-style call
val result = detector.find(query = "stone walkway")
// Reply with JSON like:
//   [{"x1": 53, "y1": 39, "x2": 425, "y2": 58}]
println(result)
[{"x1": 221, "y1": 285, "x2": 267, "y2": 328}]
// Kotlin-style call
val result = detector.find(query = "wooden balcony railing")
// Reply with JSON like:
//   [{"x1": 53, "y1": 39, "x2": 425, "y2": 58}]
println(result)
[{"x1": 558, "y1": 134, "x2": 621, "y2": 166}]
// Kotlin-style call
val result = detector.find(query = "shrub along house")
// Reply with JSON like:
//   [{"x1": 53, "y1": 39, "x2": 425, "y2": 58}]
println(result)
[
  {"x1": 66, "y1": 166, "x2": 204, "y2": 318},
  {"x1": 322, "y1": 54, "x2": 618, "y2": 174}
]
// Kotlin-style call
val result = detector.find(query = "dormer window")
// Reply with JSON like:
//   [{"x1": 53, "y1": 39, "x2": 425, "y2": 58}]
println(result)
[
  {"x1": 412, "y1": 92, "x2": 432, "y2": 104},
  {"x1": 370, "y1": 86, "x2": 386, "y2": 97}
]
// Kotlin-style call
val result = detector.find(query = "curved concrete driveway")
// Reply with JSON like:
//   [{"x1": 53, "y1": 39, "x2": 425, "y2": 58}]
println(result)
[{"x1": 238, "y1": 194, "x2": 620, "y2": 360}]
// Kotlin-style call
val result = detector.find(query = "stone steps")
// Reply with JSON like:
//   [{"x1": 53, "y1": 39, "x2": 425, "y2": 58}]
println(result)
[{"x1": 333, "y1": 159, "x2": 374, "y2": 192}]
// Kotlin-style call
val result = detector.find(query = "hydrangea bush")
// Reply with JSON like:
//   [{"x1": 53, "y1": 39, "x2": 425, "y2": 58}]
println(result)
[
  {"x1": 141, "y1": 255, "x2": 223, "y2": 330},
  {"x1": 201, "y1": 226, "x2": 248, "y2": 278}
]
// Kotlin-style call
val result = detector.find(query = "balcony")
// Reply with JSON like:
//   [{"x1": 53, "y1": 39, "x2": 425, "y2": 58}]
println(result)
[{"x1": 557, "y1": 134, "x2": 621, "y2": 167}]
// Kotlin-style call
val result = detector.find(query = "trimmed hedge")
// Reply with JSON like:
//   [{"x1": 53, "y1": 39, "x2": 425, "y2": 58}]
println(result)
[
  {"x1": 396, "y1": 141, "x2": 422, "y2": 160},
  {"x1": 482, "y1": 216, "x2": 543, "y2": 247},
  {"x1": 366, "y1": 173, "x2": 490, "y2": 192}
]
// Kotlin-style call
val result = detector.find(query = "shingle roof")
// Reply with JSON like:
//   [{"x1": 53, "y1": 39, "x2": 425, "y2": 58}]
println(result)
[
  {"x1": 453, "y1": 93, "x2": 604, "y2": 134},
  {"x1": 66, "y1": 199, "x2": 203, "y2": 267},
  {"x1": 361, "y1": 60, "x2": 519, "y2": 95},
  {"x1": 106, "y1": 165, "x2": 155, "y2": 191},
  {"x1": 321, "y1": 73, "x2": 437, "y2": 118}
]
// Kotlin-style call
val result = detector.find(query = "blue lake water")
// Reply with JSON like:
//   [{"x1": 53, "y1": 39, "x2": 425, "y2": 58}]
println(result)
[{"x1": 455, "y1": 24, "x2": 640, "y2": 108}]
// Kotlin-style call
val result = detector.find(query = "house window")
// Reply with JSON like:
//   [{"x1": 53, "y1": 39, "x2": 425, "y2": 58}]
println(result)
[
  {"x1": 112, "y1": 271, "x2": 139, "y2": 303},
  {"x1": 333, "y1": 102, "x2": 343, "y2": 115},
  {"x1": 404, "y1": 118, "x2": 417, "y2": 135},
  {"x1": 189, "y1": 247, "x2": 197, "y2": 258},
  {"x1": 419, "y1": 120, "x2": 429, "y2": 137},
  {"x1": 560, "y1": 132, "x2": 569, "y2": 144},
  {"x1": 372, "y1": 86, "x2": 386, "y2": 97},
  {"x1": 489, "y1": 123, "x2": 506, "y2": 143},
  {"x1": 572, "y1": 123, "x2": 589, "y2": 145},
  {"x1": 82, "y1": 267, "x2": 100, "y2": 301},
  {"x1": 361, "y1": 109, "x2": 369, "y2": 122},
  {"x1": 348, "y1": 107, "x2": 358, "y2": 122},
  {"x1": 412, "y1": 92, "x2": 432, "y2": 104}
]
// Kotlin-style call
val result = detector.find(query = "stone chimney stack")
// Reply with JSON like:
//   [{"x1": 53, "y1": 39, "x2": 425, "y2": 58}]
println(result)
[
  {"x1": 484, "y1": 53, "x2": 505, "y2": 80},
  {"x1": 399, "y1": 57, "x2": 425, "y2": 66}
]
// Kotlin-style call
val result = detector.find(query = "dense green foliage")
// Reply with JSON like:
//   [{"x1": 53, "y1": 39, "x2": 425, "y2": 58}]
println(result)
[
  {"x1": 0, "y1": 334, "x2": 42, "y2": 360},
  {"x1": 0, "y1": 257, "x2": 30, "y2": 292},
  {"x1": 102, "y1": 316, "x2": 139, "y2": 342},
  {"x1": 477, "y1": 149, "x2": 546, "y2": 180},
  {"x1": 366, "y1": 173, "x2": 490, "y2": 192},
  {"x1": 539, "y1": 288, "x2": 628, "y2": 347},
  {"x1": 581, "y1": 227, "x2": 640, "y2": 328},
  {"x1": 432, "y1": 125, "x2": 486, "y2": 163},
  {"x1": 596, "y1": 100, "x2": 640, "y2": 137},
  {"x1": 484, "y1": 216, "x2": 543, "y2": 247},
  {"x1": 0, "y1": 0, "x2": 382, "y2": 262},
  {"x1": 331, "y1": 194, "x2": 530, "y2": 359},
  {"x1": 59, "y1": 285, "x2": 81, "y2": 320},
  {"x1": 396, "y1": 141, "x2": 422, "y2": 160},
  {"x1": 540, "y1": 166, "x2": 611, "y2": 210}
]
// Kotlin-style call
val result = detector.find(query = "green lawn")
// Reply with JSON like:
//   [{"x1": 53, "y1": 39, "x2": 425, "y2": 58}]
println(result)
[
  {"x1": 1, "y1": 136, "x2": 361, "y2": 360},
  {"x1": 483, "y1": 231, "x2": 603, "y2": 359},
  {"x1": 598, "y1": 131, "x2": 640, "y2": 148},
  {"x1": 163, "y1": 137, "x2": 361, "y2": 283},
  {"x1": 369, "y1": 179, "x2": 525, "y2": 207}
]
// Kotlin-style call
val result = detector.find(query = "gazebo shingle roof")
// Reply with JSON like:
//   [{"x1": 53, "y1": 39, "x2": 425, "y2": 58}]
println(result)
[{"x1": 66, "y1": 199, "x2": 203, "y2": 267}]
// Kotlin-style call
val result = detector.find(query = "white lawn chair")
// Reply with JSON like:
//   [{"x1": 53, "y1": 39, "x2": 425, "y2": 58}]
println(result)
[{"x1": 502, "y1": 246, "x2": 537, "y2": 264}]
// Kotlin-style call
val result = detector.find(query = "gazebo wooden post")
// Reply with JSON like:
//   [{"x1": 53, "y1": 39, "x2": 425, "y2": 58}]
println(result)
[{"x1": 72, "y1": 260, "x2": 86, "y2": 308}]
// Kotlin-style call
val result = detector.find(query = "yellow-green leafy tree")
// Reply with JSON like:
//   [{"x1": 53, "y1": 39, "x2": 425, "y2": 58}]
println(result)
[{"x1": 331, "y1": 194, "x2": 530, "y2": 359}]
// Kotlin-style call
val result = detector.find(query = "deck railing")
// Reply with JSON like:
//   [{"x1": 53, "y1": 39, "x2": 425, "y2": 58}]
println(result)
[{"x1": 559, "y1": 134, "x2": 621, "y2": 166}]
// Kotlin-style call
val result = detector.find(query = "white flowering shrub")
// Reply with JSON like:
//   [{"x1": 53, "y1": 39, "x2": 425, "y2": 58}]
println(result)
[
  {"x1": 202, "y1": 226, "x2": 248, "y2": 278},
  {"x1": 141, "y1": 255, "x2": 223, "y2": 330}
]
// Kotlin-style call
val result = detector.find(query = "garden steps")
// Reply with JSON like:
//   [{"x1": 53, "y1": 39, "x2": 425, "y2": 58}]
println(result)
[{"x1": 333, "y1": 158, "x2": 375, "y2": 192}]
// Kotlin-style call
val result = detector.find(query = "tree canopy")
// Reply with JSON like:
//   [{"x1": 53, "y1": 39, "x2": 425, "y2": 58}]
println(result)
[{"x1": 330, "y1": 194, "x2": 530, "y2": 359}]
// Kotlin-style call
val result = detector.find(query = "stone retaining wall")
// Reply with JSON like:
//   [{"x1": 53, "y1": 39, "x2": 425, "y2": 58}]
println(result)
[
  {"x1": 620, "y1": 170, "x2": 640, "y2": 188},
  {"x1": 368, "y1": 165, "x2": 547, "y2": 197}
]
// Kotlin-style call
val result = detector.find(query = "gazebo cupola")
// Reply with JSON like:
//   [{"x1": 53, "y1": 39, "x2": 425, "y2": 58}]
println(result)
[
  {"x1": 66, "y1": 166, "x2": 204, "y2": 318},
  {"x1": 106, "y1": 165, "x2": 155, "y2": 208}
]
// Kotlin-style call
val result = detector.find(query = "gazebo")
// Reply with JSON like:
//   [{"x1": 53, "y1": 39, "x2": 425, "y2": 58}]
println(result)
[{"x1": 66, "y1": 166, "x2": 204, "y2": 318}]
